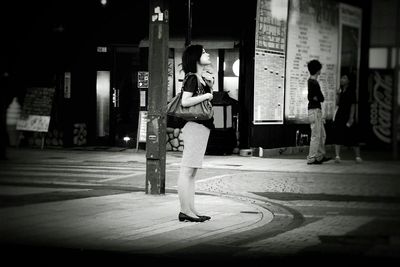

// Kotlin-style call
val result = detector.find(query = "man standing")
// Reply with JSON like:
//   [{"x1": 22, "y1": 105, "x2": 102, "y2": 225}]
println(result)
[
  {"x1": 306, "y1": 59, "x2": 329, "y2": 165},
  {"x1": 0, "y1": 71, "x2": 11, "y2": 160}
]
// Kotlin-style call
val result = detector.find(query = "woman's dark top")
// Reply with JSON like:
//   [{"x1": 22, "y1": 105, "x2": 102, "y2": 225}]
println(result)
[
  {"x1": 333, "y1": 86, "x2": 358, "y2": 146},
  {"x1": 335, "y1": 86, "x2": 356, "y2": 124},
  {"x1": 307, "y1": 78, "x2": 324, "y2": 110},
  {"x1": 183, "y1": 74, "x2": 215, "y2": 130}
]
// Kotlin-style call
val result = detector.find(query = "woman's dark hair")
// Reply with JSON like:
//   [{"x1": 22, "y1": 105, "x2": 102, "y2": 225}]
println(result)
[
  {"x1": 182, "y1": 44, "x2": 203, "y2": 74},
  {"x1": 340, "y1": 67, "x2": 356, "y2": 81},
  {"x1": 341, "y1": 73, "x2": 351, "y2": 81},
  {"x1": 341, "y1": 72, "x2": 356, "y2": 90},
  {"x1": 307, "y1": 59, "x2": 322, "y2": 75}
]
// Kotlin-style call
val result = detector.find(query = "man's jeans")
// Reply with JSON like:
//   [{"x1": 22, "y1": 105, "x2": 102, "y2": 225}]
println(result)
[{"x1": 307, "y1": 108, "x2": 326, "y2": 163}]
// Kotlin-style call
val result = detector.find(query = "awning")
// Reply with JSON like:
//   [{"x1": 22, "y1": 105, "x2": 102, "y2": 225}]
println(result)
[{"x1": 139, "y1": 37, "x2": 239, "y2": 49}]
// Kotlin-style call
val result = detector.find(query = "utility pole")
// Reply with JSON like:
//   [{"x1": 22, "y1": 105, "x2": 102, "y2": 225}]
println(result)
[
  {"x1": 146, "y1": 0, "x2": 169, "y2": 194},
  {"x1": 185, "y1": 0, "x2": 192, "y2": 47},
  {"x1": 392, "y1": 0, "x2": 400, "y2": 160}
]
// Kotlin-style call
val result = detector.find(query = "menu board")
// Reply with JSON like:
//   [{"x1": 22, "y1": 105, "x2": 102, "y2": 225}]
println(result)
[
  {"x1": 284, "y1": 0, "x2": 339, "y2": 123},
  {"x1": 253, "y1": 0, "x2": 288, "y2": 124},
  {"x1": 16, "y1": 87, "x2": 55, "y2": 132}
]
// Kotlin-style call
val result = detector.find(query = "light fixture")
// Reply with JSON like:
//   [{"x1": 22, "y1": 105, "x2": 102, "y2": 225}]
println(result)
[
  {"x1": 123, "y1": 136, "x2": 131, "y2": 147},
  {"x1": 232, "y1": 59, "x2": 240, "y2": 77}
]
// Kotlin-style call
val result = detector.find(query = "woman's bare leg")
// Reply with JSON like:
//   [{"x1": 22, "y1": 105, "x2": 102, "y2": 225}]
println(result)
[
  {"x1": 188, "y1": 169, "x2": 202, "y2": 216},
  {"x1": 335, "y1": 144, "x2": 341, "y2": 158},
  {"x1": 178, "y1": 166, "x2": 197, "y2": 217},
  {"x1": 335, "y1": 144, "x2": 341, "y2": 163},
  {"x1": 354, "y1": 146, "x2": 362, "y2": 163}
]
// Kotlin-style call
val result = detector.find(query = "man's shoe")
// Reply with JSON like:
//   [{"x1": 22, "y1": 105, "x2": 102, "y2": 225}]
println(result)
[
  {"x1": 335, "y1": 156, "x2": 341, "y2": 163},
  {"x1": 307, "y1": 159, "x2": 322, "y2": 165},
  {"x1": 321, "y1": 156, "x2": 332, "y2": 162}
]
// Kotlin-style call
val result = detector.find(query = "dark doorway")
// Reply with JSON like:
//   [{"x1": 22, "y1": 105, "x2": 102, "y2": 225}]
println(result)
[{"x1": 110, "y1": 46, "x2": 141, "y2": 148}]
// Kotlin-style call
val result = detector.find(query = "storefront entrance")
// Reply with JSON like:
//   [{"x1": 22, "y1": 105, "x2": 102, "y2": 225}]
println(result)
[
  {"x1": 110, "y1": 46, "x2": 141, "y2": 147},
  {"x1": 95, "y1": 46, "x2": 142, "y2": 147}
]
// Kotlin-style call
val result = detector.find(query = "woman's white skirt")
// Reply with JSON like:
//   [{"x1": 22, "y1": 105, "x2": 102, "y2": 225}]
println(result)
[{"x1": 181, "y1": 121, "x2": 210, "y2": 168}]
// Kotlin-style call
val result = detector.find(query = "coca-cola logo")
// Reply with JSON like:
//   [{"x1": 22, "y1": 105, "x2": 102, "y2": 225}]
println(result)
[{"x1": 370, "y1": 71, "x2": 392, "y2": 143}]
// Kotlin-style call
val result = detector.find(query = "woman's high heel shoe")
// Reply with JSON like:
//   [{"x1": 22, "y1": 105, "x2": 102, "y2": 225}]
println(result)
[
  {"x1": 198, "y1": 215, "x2": 211, "y2": 221},
  {"x1": 178, "y1": 212, "x2": 203, "y2": 222}
]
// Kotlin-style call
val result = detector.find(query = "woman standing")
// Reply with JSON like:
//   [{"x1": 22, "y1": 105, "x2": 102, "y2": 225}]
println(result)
[
  {"x1": 333, "y1": 73, "x2": 362, "y2": 163},
  {"x1": 178, "y1": 44, "x2": 214, "y2": 222}
]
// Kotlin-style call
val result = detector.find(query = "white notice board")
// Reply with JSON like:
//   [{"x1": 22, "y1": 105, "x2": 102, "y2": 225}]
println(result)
[
  {"x1": 285, "y1": 0, "x2": 339, "y2": 123},
  {"x1": 136, "y1": 111, "x2": 148, "y2": 150},
  {"x1": 253, "y1": 0, "x2": 288, "y2": 124},
  {"x1": 16, "y1": 115, "x2": 51, "y2": 132}
]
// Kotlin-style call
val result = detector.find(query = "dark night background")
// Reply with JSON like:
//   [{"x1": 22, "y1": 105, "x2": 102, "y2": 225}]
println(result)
[
  {"x1": 0, "y1": 0, "x2": 369, "y2": 102},
  {"x1": 0, "y1": 0, "x2": 254, "y2": 87}
]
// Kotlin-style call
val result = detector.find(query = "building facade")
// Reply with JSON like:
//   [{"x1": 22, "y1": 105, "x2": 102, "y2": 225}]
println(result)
[{"x1": 3, "y1": 0, "x2": 399, "y2": 156}]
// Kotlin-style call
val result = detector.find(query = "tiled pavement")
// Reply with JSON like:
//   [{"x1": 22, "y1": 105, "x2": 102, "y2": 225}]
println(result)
[
  {"x1": 0, "y1": 147, "x2": 399, "y2": 265},
  {"x1": 0, "y1": 192, "x2": 271, "y2": 253}
]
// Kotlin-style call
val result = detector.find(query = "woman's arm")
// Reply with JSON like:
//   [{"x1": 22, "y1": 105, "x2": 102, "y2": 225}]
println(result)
[
  {"x1": 336, "y1": 88, "x2": 341, "y2": 106},
  {"x1": 347, "y1": 89, "x2": 357, "y2": 127},
  {"x1": 202, "y1": 71, "x2": 215, "y2": 88},
  {"x1": 347, "y1": 103, "x2": 356, "y2": 127},
  {"x1": 181, "y1": 91, "x2": 213, "y2": 107}
]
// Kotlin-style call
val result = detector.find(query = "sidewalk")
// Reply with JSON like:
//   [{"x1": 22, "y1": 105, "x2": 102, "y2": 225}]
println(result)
[
  {"x1": 0, "y1": 191, "x2": 272, "y2": 262},
  {"x1": 3, "y1": 145, "x2": 400, "y2": 174},
  {"x1": 1, "y1": 147, "x2": 399, "y2": 265},
  {"x1": 0, "y1": 147, "x2": 275, "y2": 265}
]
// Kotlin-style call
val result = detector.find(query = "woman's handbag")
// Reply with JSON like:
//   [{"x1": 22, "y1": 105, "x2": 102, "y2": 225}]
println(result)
[{"x1": 166, "y1": 74, "x2": 214, "y2": 121}]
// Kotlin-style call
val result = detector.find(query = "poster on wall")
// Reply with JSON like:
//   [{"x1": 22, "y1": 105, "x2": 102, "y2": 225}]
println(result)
[
  {"x1": 339, "y1": 3, "x2": 362, "y2": 28},
  {"x1": 284, "y1": 0, "x2": 339, "y2": 123},
  {"x1": 136, "y1": 110, "x2": 148, "y2": 150},
  {"x1": 173, "y1": 48, "x2": 219, "y2": 98},
  {"x1": 253, "y1": 0, "x2": 288, "y2": 124},
  {"x1": 137, "y1": 71, "x2": 149, "y2": 88}
]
